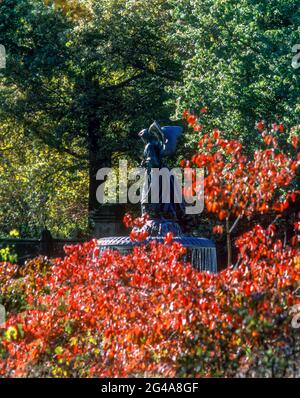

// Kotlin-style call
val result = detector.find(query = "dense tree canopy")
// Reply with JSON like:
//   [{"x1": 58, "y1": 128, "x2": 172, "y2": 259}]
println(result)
[
  {"x1": 170, "y1": 0, "x2": 300, "y2": 151},
  {"x1": 0, "y1": 0, "x2": 299, "y2": 237},
  {"x1": 0, "y1": 0, "x2": 180, "y2": 234},
  {"x1": 0, "y1": 123, "x2": 88, "y2": 238}
]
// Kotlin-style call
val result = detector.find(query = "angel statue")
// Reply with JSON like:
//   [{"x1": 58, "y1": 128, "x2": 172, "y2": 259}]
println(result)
[{"x1": 138, "y1": 121, "x2": 186, "y2": 230}]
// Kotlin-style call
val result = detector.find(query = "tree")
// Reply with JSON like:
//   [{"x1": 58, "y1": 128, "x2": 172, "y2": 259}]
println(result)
[
  {"x1": 0, "y1": 123, "x2": 88, "y2": 238},
  {"x1": 169, "y1": 0, "x2": 300, "y2": 151},
  {"x1": 0, "y1": 0, "x2": 180, "y2": 229},
  {"x1": 182, "y1": 111, "x2": 300, "y2": 266}
]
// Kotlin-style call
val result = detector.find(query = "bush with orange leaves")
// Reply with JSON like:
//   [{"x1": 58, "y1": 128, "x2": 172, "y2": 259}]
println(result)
[
  {"x1": 181, "y1": 111, "x2": 300, "y2": 266},
  {"x1": 0, "y1": 222, "x2": 299, "y2": 377}
]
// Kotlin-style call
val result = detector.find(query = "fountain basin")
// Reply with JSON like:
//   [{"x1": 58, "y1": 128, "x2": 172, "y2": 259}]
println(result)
[{"x1": 98, "y1": 236, "x2": 217, "y2": 273}]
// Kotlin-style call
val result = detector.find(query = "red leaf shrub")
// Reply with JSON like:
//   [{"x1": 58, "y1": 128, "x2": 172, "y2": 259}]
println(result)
[
  {"x1": 183, "y1": 112, "x2": 300, "y2": 220},
  {"x1": 182, "y1": 111, "x2": 300, "y2": 266},
  {"x1": 0, "y1": 226, "x2": 299, "y2": 377}
]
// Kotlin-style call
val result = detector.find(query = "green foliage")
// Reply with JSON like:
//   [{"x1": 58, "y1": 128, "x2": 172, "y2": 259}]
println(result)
[
  {"x1": 0, "y1": 245, "x2": 17, "y2": 263},
  {"x1": 0, "y1": 0, "x2": 180, "y2": 225},
  {"x1": 169, "y1": 0, "x2": 300, "y2": 152},
  {"x1": 1, "y1": 0, "x2": 299, "y2": 237},
  {"x1": 0, "y1": 126, "x2": 89, "y2": 238}
]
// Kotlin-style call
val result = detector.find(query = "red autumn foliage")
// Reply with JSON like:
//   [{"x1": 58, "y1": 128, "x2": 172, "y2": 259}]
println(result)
[
  {"x1": 212, "y1": 225, "x2": 224, "y2": 234},
  {"x1": 0, "y1": 223, "x2": 299, "y2": 377},
  {"x1": 183, "y1": 112, "x2": 299, "y2": 221},
  {"x1": 182, "y1": 110, "x2": 300, "y2": 265}
]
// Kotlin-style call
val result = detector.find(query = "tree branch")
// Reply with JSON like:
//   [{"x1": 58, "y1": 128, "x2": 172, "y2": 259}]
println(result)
[{"x1": 102, "y1": 72, "x2": 146, "y2": 91}]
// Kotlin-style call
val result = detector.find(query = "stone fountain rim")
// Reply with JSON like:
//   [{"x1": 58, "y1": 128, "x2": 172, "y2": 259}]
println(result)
[{"x1": 98, "y1": 236, "x2": 215, "y2": 248}]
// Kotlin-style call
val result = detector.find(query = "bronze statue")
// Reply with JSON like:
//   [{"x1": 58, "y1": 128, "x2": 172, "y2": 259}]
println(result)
[{"x1": 138, "y1": 121, "x2": 185, "y2": 225}]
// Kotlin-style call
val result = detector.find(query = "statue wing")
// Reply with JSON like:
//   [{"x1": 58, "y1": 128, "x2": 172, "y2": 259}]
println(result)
[
  {"x1": 160, "y1": 126, "x2": 183, "y2": 157},
  {"x1": 148, "y1": 121, "x2": 183, "y2": 157}
]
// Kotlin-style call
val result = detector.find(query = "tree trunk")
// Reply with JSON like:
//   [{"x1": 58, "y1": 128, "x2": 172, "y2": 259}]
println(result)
[{"x1": 87, "y1": 116, "x2": 107, "y2": 231}]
